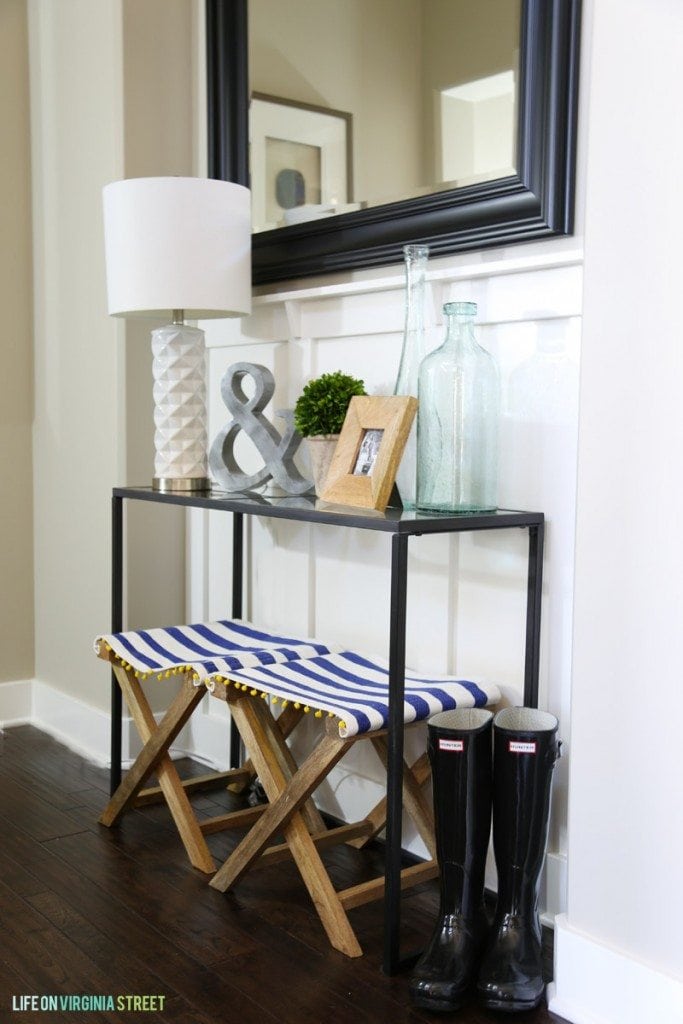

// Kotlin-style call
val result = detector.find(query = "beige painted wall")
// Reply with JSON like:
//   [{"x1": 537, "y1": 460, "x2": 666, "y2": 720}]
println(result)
[
  {"x1": 121, "y1": 0, "x2": 191, "y2": 657},
  {"x1": 0, "y1": 0, "x2": 35, "y2": 683},
  {"x1": 421, "y1": 0, "x2": 520, "y2": 182},
  {"x1": 29, "y1": 0, "x2": 126, "y2": 712},
  {"x1": 28, "y1": 0, "x2": 194, "y2": 714},
  {"x1": 249, "y1": 0, "x2": 423, "y2": 207},
  {"x1": 423, "y1": 0, "x2": 520, "y2": 89}
]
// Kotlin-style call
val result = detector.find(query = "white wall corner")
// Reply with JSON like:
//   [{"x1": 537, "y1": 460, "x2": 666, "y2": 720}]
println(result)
[
  {"x1": 31, "y1": 680, "x2": 113, "y2": 766},
  {"x1": 0, "y1": 679, "x2": 33, "y2": 727},
  {"x1": 483, "y1": 849, "x2": 566, "y2": 925},
  {"x1": 541, "y1": 850, "x2": 567, "y2": 925},
  {"x1": 548, "y1": 914, "x2": 683, "y2": 1024},
  {"x1": 182, "y1": 702, "x2": 231, "y2": 770}
]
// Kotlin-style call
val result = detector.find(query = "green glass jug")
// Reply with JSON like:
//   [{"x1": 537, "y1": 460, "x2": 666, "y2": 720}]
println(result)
[{"x1": 417, "y1": 301, "x2": 499, "y2": 512}]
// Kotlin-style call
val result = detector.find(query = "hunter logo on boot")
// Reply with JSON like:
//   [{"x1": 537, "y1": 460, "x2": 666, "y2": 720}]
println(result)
[
  {"x1": 439, "y1": 738, "x2": 464, "y2": 752},
  {"x1": 509, "y1": 740, "x2": 537, "y2": 754}
]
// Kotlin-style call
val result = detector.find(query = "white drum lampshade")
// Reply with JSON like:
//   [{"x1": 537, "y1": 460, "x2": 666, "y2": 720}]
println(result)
[{"x1": 103, "y1": 176, "x2": 251, "y2": 491}]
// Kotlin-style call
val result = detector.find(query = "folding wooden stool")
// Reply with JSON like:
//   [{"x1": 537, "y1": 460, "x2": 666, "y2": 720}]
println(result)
[
  {"x1": 95, "y1": 620, "x2": 341, "y2": 874},
  {"x1": 203, "y1": 652, "x2": 501, "y2": 957}
]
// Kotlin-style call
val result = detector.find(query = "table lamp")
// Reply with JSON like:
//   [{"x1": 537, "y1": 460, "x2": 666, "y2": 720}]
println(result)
[{"x1": 102, "y1": 176, "x2": 251, "y2": 491}]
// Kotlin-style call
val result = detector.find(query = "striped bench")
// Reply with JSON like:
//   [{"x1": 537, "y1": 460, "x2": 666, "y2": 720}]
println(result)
[{"x1": 96, "y1": 619, "x2": 500, "y2": 956}]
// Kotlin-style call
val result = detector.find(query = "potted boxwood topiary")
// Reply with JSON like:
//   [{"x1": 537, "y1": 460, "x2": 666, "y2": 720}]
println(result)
[{"x1": 294, "y1": 370, "x2": 366, "y2": 493}]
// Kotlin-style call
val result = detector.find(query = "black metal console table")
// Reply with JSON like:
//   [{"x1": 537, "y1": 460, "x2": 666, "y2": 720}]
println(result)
[{"x1": 110, "y1": 486, "x2": 544, "y2": 975}]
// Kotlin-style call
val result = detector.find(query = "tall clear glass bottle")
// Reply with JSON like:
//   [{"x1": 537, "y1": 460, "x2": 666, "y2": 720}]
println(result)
[
  {"x1": 393, "y1": 243, "x2": 429, "y2": 508},
  {"x1": 417, "y1": 301, "x2": 499, "y2": 513}
]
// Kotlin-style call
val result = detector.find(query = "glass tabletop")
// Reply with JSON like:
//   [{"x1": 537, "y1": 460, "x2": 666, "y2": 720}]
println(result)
[{"x1": 113, "y1": 486, "x2": 543, "y2": 535}]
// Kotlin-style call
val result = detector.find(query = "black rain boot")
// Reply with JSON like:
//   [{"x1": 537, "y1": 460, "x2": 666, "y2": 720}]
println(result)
[
  {"x1": 477, "y1": 706, "x2": 561, "y2": 1013},
  {"x1": 409, "y1": 708, "x2": 493, "y2": 1013}
]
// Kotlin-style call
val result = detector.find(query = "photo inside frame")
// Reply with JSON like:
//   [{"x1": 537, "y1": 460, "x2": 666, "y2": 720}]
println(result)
[{"x1": 353, "y1": 428, "x2": 384, "y2": 476}]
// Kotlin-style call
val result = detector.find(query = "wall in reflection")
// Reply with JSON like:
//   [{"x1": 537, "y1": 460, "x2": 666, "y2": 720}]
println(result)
[{"x1": 249, "y1": 0, "x2": 520, "y2": 230}]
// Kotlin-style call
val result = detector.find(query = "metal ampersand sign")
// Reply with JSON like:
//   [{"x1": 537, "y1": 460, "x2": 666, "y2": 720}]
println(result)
[{"x1": 209, "y1": 362, "x2": 313, "y2": 494}]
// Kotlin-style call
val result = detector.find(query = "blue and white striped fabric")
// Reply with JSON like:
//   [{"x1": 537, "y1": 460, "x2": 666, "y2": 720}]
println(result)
[
  {"x1": 94, "y1": 619, "x2": 341, "y2": 680},
  {"x1": 207, "y1": 650, "x2": 500, "y2": 737}
]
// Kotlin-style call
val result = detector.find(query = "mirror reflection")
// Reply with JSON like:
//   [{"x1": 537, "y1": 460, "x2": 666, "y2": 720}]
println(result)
[{"x1": 249, "y1": 0, "x2": 520, "y2": 232}]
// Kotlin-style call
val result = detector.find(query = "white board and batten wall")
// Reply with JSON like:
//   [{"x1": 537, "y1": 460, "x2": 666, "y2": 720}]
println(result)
[{"x1": 187, "y1": 242, "x2": 582, "y2": 925}]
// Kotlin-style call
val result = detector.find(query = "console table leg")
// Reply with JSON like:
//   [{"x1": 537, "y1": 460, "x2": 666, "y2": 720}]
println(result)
[
  {"x1": 384, "y1": 533, "x2": 409, "y2": 975},
  {"x1": 524, "y1": 522, "x2": 545, "y2": 708},
  {"x1": 230, "y1": 511, "x2": 244, "y2": 769},
  {"x1": 110, "y1": 495, "x2": 124, "y2": 795}
]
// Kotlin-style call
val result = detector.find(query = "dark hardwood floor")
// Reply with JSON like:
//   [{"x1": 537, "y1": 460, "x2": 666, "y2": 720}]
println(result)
[{"x1": 0, "y1": 726, "x2": 568, "y2": 1023}]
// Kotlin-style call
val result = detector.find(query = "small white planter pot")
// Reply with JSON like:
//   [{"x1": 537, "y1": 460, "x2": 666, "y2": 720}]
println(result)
[{"x1": 306, "y1": 434, "x2": 339, "y2": 495}]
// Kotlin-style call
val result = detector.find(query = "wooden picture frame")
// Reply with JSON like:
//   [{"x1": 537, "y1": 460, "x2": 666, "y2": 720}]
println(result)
[{"x1": 320, "y1": 396, "x2": 417, "y2": 512}]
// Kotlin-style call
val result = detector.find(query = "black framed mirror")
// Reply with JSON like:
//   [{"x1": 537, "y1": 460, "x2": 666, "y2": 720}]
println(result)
[{"x1": 207, "y1": 0, "x2": 581, "y2": 286}]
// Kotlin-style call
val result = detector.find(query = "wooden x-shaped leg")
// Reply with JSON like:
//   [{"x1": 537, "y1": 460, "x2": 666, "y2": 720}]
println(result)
[
  {"x1": 98, "y1": 654, "x2": 319, "y2": 877},
  {"x1": 210, "y1": 691, "x2": 363, "y2": 957},
  {"x1": 100, "y1": 663, "x2": 216, "y2": 873},
  {"x1": 209, "y1": 690, "x2": 439, "y2": 957}
]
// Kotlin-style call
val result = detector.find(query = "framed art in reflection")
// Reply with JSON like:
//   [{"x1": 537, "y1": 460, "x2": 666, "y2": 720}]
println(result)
[{"x1": 250, "y1": 92, "x2": 353, "y2": 231}]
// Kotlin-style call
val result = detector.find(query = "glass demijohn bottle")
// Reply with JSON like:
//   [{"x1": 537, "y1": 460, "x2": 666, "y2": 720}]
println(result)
[
  {"x1": 416, "y1": 301, "x2": 499, "y2": 512},
  {"x1": 393, "y1": 243, "x2": 430, "y2": 508}
]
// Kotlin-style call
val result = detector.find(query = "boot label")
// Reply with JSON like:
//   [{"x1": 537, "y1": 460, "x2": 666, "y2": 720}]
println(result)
[
  {"x1": 439, "y1": 738, "x2": 464, "y2": 752},
  {"x1": 509, "y1": 740, "x2": 537, "y2": 754}
]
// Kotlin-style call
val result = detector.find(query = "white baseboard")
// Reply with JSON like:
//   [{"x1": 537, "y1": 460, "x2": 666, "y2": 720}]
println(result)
[
  {"x1": 30, "y1": 679, "x2": 113, "y2": 766},
  {"x1": 548, "y1": 914, "x2": 683, "y2": 1024},
  {"x1": 0, "y1": 677, "x2": 229, "y2": 770}
]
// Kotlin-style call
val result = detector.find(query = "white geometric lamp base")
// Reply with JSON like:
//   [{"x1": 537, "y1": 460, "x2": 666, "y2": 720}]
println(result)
[{"x1": 151, "y1": 323, "x2": 209, "y2": 492}]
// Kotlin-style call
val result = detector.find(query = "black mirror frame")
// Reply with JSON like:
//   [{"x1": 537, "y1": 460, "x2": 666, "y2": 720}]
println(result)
[{"x1": 207, "y1": 0, "x2": 581, "y2": 286}]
